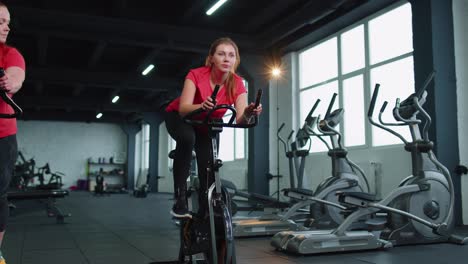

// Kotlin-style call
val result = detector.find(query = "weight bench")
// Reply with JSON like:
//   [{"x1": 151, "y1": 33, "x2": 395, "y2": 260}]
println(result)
[{"x1": 7, "y1": 189, "x2": 71, "y2": 224}]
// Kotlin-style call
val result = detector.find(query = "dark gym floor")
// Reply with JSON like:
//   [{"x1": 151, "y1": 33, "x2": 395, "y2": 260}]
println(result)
[{"x1": 3, "y1": 192, "x2": 468, "y2": 264}]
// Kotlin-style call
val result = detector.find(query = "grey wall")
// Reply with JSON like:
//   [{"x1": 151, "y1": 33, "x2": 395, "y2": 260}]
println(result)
[
  {"x1": 268, "y1": 53, "x2": 298, "y2": 197},
  {"x1": 16, "y1": 121, "x2": 127, "y2": 189},
  {"x1": 409, "y1": 0, "x2": 462, "y2": 224},
  {"x1": 453, "y1": 0, "x2": 468, "y2": 224}
]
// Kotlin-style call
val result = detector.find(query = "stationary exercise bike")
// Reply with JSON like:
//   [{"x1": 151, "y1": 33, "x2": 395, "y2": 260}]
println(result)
[
  {"x1": 154, "y1": 86, "x2": 261, "y2": 264},
  {"x1": 271, "y1": 73, "x2": 468, "y2": 254}
]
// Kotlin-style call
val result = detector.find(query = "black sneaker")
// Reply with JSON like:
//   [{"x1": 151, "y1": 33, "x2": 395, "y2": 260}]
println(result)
[{"x1": 171, "y1": 202, "x2": 192, "y2": 219}]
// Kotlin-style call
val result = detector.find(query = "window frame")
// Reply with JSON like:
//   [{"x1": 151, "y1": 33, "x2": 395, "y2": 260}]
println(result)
[{"x1": 297, "y1": 1, "x2": 413, "y2": 153}]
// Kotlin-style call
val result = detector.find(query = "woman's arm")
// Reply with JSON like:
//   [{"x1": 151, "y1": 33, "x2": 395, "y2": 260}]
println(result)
[
  {"x1": 178, "y1": 79, "x2": 201, "y2": 116},
  {"x1": 179, "y1": 78, "x2": 218, "y2": 116},
  {"x1": 0, "y1": 66, "x2": 25, "y2": 94}
]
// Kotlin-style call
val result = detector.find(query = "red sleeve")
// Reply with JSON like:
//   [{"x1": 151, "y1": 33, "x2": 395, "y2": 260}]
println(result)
[
  {"x1": 185, "y1": 69, "x2": 196, "y2": 85},
  {"x1": 235, "y1": 76, "x2": 247, "y2": 100},
  {"x1": 4, "y1": 47, "x2": 26, "y2": 71}
]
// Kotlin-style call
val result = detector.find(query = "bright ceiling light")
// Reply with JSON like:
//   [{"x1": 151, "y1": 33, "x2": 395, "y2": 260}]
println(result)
[
  {"x1": 96, "y1": 112, "x2": 103, "y2": 119},
  {"x1": 272, "y1": 68, "x2": 281, "y2": 78},
  {"x1": 142, "y1": 64, "x2": 155, "y2": 76},
  {"x1": 206, "y1": 0, "x2": 228, "y2": 16},
  {"x1": 112, "y1": 95, "x2": 120, "y2": 103}
]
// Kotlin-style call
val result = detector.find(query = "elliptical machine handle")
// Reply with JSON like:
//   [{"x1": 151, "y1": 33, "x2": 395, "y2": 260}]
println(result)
[
  {"x1": 416, "y1": 70, "x2": 436, "y2": 99},
  {"x1": 277, "y1": 122, "x2": 285, "y2": 133},
  {"x1": 368, "y1": 83, "x2": 380, "y2": 118},
  {"x1": 380, "y1": 101, "x2": 388, "y2": 114},
  {"x1": 305, "y1": 99, "x2": 321, "y2": 123},
  {"x1": 324, "y1": 93, "x2": 337, "y2": 119},
  {"x1": 287, "y1": 130, "x2": 294, "y2": 141}
]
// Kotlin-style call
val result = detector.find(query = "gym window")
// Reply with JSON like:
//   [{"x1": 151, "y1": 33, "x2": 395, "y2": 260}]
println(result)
[
  {"x1": 298, "y1": 1, "x2": 414, "y2": 152},
  {"x1": 136, "y1": 123, "x2": 150, "y2": 178},
  {"x1": 219, "y1": 79, "x2": 249, "y2": 161},
  {"x1": 168, "y1": 136, "x2": 176, "y2": 169}
]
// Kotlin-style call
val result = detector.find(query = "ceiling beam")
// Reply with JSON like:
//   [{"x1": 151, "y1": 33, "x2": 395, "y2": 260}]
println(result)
[
  {"x1": 88, "y1": 41, "x2": 107, "y2": 69},
  {"x1": 15, "y1": 95, "x2": 156, "y2": 113},
  {"x1": 72, "y1": 84, "x2": 85, "y2": 97},
  {"x1": 34, "y1": 81, "x2": 44, "y2": 94},
  {"x1": 18, "y1": 110, "x2": 128, "y2": 124},
  {"x1": 37, "y1": 35, "x2": 48, "y2": 66},
  {"x1": 112, "y1": 0, "x2": 127, "y2": 17},
  {"x1": 11, "y1": 6, "x2": 261, "y2": 54},
  {"x1": 25, "y1": 67, "x2": 179, "y2": 92},
  {"x1": 258, "y1": 0, "x2": 349, "y2": 48},
  {"x1": 240, "y1": 0, "x2": 298, "y2": 33},
  {"x1": 179, "y1": 0, "x2": 209, "y2": 24}
]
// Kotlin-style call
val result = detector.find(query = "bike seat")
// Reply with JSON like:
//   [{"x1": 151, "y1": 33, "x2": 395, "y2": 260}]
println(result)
[
  {"x1": 337, "y1": 191, "x2": 378, "y2": 202},
  {"x1": 282, "y1": 188, "x2": 314, "y2": 197}
]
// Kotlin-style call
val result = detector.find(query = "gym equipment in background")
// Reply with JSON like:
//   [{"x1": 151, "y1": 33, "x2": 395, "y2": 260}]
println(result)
[{"x1": 271, "y1": 72, "x2": 468, "y2": 254}]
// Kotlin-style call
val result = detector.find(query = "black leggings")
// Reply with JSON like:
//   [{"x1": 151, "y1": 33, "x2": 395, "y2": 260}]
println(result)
[
  {"x1": 0, "y1": 134, "x2": 17, "y2": 232},
  {"x1": 165, "y1": 111, "x2": 217, "y2": 206}
]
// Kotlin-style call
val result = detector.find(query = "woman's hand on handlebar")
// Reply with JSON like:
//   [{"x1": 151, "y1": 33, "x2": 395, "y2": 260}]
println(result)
[
  {"x1": 0, "y1": 74, "x2": 12, "y2": 93},
  {"x1": 242, "y1": 103, "x2": 262, "y2": 123},
  {"x1": 201, "y1": 96, "x2": 215, "y2": 111}
]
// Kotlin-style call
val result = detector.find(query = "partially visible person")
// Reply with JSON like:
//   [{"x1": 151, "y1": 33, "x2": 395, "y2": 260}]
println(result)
[
  {"x1": 0, "y1": 2, "x2": 26, "y2": 264},
  {"x1": 164, "y1": 37, "x2": 262, "y2": 218}
]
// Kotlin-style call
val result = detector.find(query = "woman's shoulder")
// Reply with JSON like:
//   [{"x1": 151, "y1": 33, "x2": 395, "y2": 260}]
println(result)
[
  {"x1": 186, "y1": 66, "x2": 210, "y2": 85},
  {"x1": 0, "y1": 44, "x2": 21, "y2": 54},
  {"x1": 233, "y1": 72, "x2": 245, "y2": 82},
  {"x1": 189, "y1": 66, "x2": 211, "y2": 76}
]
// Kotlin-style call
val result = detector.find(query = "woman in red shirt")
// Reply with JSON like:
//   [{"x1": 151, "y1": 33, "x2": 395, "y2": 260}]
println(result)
[
  {"x1": 165, "y1": 37, "x2": 262, "y2": 218},
  {"x1": 0, "y1": 2, "x2": 26, "y2": 264}
]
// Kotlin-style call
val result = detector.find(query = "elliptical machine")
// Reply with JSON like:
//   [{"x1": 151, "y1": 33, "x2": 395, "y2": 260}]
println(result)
[
  {"x1": 280, "y1": 93, "x2": 370, "y2": 229},
  {"x1": 234, "y1": 94, "x2": 370, "y2": 237},
  {"x1": 271, "y1": 73, "x2": 468, "y2": 254}
]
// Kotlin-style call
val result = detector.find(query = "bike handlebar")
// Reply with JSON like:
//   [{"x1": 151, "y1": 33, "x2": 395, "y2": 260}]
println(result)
[
  {"x1": 182, "y1": 88, "x2": 262, "y2": 129},
  {"x1": 211, "y1": 84, "x2": 221, "y2": 104},
  {"x1": 183, "y1": 105, "x2": 258, "y2": 128}
]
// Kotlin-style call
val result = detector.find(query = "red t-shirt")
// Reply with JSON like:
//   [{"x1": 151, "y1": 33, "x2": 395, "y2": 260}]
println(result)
[
  {"x1": 0, "y1": 44, "x2": 26, "y2": 138},
  {"x1": 166, "y1": 66, "x2": 247, "y2": 120}
]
